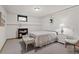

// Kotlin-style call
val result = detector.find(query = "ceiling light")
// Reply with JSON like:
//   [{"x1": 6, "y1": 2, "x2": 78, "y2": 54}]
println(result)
[{"x1": 34, "y1": 8, "x2": 40, "y2": 11}]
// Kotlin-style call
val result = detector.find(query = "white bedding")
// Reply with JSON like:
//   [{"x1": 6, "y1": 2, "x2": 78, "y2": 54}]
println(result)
[
  {"x1": 30, "y1": 31, "x2": 55, "y2": 35},
  {"x1": 29, "y1": 31, "x2": 57, "y2": 47}
]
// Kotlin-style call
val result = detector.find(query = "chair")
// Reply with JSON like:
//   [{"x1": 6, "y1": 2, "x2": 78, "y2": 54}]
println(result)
[
  {"x1": 22, "y1": 35, "x2": 35, "y2": 51},
  {"x1": 65, "y1": 35, "x2": 79, "y2": 48},
  {"x1": 74, "y1": 41, "x2": 79, "y2": 52}
]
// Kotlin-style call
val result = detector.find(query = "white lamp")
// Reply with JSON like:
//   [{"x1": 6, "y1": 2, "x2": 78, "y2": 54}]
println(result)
[
  {"x1": 60, "y1": 24, "x2": 65, "y2": 34},
  {"x1": 60, "y1": 24, "x2": 64, "y2": 27}
]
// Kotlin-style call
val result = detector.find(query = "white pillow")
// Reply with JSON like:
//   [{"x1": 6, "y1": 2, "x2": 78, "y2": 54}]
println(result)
[{"x1": 66, "y1": 35, "x2": 74, "y2": 39}]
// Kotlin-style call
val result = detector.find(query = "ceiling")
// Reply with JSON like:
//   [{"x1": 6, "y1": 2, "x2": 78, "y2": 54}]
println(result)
[{"x1": 3, "y1": 5, "x2": 73, "y2": 18}]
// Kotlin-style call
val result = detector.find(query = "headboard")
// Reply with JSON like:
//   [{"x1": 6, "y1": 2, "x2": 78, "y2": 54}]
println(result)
[{"x1": 18, "y1": 28, "x2": 28, "y2": 38}]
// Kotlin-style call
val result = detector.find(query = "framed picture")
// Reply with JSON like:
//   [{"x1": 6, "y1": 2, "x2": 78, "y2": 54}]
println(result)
[
  {"x1": 0, "y1": 12, "x2": 5, "y2": 26},
  {"x1": 17, "y1": 15, "x2": 27, "y2": 22},
  {"x1": 49, "y1": 16, "x2": 54, "y2": 23},
  {"x1": 50, "y1": 18, "x2": 53, "y2": 23}
]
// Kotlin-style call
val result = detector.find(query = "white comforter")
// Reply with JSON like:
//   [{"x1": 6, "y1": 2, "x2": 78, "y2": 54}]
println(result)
[{"x1": 29, "y1": 31, "x2": 57, "y2": 47}]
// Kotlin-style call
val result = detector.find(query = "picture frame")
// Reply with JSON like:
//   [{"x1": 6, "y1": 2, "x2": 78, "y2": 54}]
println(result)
[
  {"x1": 0, "y1": 12, "x2": 5, "y2": 26},
  {"x1": 17, "y1": 15, "x2": 27, "y2": 22}
]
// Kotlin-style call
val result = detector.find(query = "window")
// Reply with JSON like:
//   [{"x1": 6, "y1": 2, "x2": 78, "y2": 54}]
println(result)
[{"x1": 17, "y1": 15, "x2": 27, "y2": 22}]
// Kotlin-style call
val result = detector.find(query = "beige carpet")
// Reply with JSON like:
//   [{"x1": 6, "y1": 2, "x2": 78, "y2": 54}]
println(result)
[{"x1": 1, "y1": 39, "x2": 78, "y2": 54}]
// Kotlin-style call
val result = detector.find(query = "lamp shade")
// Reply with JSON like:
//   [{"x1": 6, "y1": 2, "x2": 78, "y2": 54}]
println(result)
[{"x1": 60, "y1": 24, "x2": 65, "y2": 27}]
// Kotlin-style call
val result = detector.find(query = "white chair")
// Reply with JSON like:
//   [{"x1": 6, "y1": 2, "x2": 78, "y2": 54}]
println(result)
[
  {"x1": 22, "y1": 35, "x2": 35, "y2": 51},
  {"x1": 74, "y1": 41, "x2": 79, "y2": 52},
  {"x1": 64, "y1": 35, "x2": 79, "y2": 48}
]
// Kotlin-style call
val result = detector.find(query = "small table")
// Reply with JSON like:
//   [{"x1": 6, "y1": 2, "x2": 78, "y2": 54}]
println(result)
[{"x1": 22, "y1": 36, "x2": 35, "y2": 51}]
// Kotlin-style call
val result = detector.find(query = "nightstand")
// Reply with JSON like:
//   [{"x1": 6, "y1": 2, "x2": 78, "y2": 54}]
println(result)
[{"x1": 57, "y1": 33, "x2": 66, "y2": 44}]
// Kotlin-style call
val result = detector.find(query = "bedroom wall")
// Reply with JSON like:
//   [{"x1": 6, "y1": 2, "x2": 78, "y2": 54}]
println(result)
[
  {"x1": 6, "y1": 12, "x2": 41, "y2": 39},
  {"x1": 41, "y1": 6, "x2": 79, "y2": 36},
  {"x1": 6, "y1": 6, "x2": 79, "y2": 39},
  {"x1": 0, "y1": 6, "x2": 7, "y2": 50}
]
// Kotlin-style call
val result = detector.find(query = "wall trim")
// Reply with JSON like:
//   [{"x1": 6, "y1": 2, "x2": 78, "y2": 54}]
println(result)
[
  {"x1": 43, "y1": 5, "x2": 79, "y2": 17},
  {"x1": 7, "y1": 38, "x2": 18, "y2": 40}
]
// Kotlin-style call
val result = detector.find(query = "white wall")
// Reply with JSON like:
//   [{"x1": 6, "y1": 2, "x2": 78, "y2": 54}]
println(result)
[
  {"x1": 6, "y1": 13, "x2": 18, "y2": 39},
  {"x1": 6, "y1": 12, "x2": 42, "y2": 39},
  {"x1": 0, "y1": 6, "x2": 7, "y2": 50},
  {"x1": 41, "y1": 6, "x2": 79, "y2": 36},
  {"x1": 6, "y1": 6, "x2": 79, "y2": 39}
]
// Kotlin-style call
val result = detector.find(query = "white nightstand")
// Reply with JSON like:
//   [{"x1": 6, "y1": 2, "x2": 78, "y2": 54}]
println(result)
[{"x1": 57, "y1": 33, "x2": 66, "y2": 44}]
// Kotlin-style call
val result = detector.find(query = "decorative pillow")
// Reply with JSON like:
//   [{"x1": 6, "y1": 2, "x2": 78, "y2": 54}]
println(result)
[{"x1": 66, "y1": 35, "x2": 74, "y2": 39}]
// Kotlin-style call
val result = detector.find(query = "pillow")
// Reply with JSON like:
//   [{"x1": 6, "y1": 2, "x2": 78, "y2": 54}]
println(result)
[{"x1": 66, "y1": 35, "x2": 75, "y2": 39}]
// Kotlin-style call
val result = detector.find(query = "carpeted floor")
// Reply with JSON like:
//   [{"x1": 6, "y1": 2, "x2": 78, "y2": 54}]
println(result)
[{"x1": 1, "y1": 39, "x2": 78, "y2": 54}]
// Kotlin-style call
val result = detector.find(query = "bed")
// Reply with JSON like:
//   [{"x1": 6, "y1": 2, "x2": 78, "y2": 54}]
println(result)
[{"x1": 29, "y1": 31, "x2": 57, "y2": 47}]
